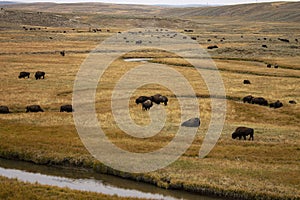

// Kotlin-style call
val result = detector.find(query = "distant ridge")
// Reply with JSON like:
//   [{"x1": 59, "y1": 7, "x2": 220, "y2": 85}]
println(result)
[
  {"x1": 160, "y1": 1, "x2": 300, "y2": 22},
  {"x1": 0, "y1": 1, "x2": 19, "y2": 5},
  {"x1": 154, "y1": 4, "x2": 223, "y2": 8},
  {"x1": 2, "y1": 1, "x2": 300, "y2": 22}
]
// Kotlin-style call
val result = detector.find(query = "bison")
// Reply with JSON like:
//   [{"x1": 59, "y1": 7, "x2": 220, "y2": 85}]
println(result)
[
  {"x1": 26, "y1": 105, "x2": 44, "y2": 113},
  {"x1": 232, "y1": 127, "x2": 254, "y2": 140},
  {"x1": 270, "y1": 100, "x2": 283, "y2": 109},
  {"x1": 207, "y1": 45, "x2": 218, "y2": 49},
  {"x1": 18, "y1": 72, "x2": 30, "y2": 79},
  {"x1": 0, "y1": 106, "x2": 9, "y2": 114},
  {"x1": 142, "y1": 100, "x2": 153, "y2": 111},
  {"x1": 278, "y1": 38, "x2": 289, "y2": 43},
  {"x1": 159, "y1": 95, "x2": 168, "y2": 105},
  {"x1": 150, "y1": 94, "x2": 168, "y2": 105},
  {"x1": 243, "y1": 80, "x2": 251, "y2": 84},
  {"x1": 251, "y1": 97, "x2": 268, "y2": 106},
  {"x1": 243, "y1": 95, "x2": 254, "y2": 103},
  {"x1": 289, "y1": 100, "x2": 297, "y2": 104},
  {"x1": 135, "y1": 96, "x2": 151, "y2": 105},
  {"x1": 60, "y1": 104, "x2": 73, "y2": 112},
  {"x1": 35, "y1": 71, "x2": 45, "y2": 80},
  {"x1": 267, "y1": 64, "x2": 272, "y2": 68},
  {"x1": 151, "y1": 94, "x2": 163, "y2": 104}
]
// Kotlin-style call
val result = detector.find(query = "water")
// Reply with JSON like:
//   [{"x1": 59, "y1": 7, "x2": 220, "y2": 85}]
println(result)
[
  {"x1": 0, "y1": 158, "x2": 222, "y2": 200},
  {"x1": 123, "y1": 58, "x2": 153, "y2": 62}
]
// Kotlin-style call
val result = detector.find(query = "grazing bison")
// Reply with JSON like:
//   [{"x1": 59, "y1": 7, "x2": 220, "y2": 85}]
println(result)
[
  {"x1": 251, "y1": 97, "x2": 268, "y2": 106},
  {"x1": 60, "y1": 104, "x2": 73, "y2": 112},
  {"x1": 150, "y1": 94, "x2": 168, "y2": 105},
  {"x1": 35, "y1": 71, "x2": 45, "y2": 80},
  {"x1": 243, "y1": 80, "x2": 251, "y2": 84},
  {"x1": 270, "y1": 100, "x2": 283, "y2": 109},
  {"x1": 26, "y1": 105, "x2": 44, "y2": 113},
  {"x1": 142, "y1": 100, "x2": 153, "y2": 111},
  {"x1": 0, "y1": 106, "x2": 9, "y2": 114},
  {"x1": 232, "y1": 127, "x2": 254, "y2": 140},
  {"x1": 243, "y1": 95, "x2": 254, "y2": 103},
  {"x1": 159, "y1": 95, "x2": 168, "y2": 105},
  {"x1": 274, "y1": 64, "x2": 279, "y2": 68},
  {"x1": 151, "y1": 94, "x2": 163, "y2": 104},
  {"x1": 60, "y1": 51, "x2": 65, "y2": 56},
  {"x1": 267, "y1": 64, "x2": 272, "y2": 68},
  {"x1": 135, "y1": 96, "x2": 151, "y2": 105},
  {"x1": 289, "y1": 100, "x2": 297, "y2": 104},
  {"x1": 18, "y1": 71, "x2": 30, "y2": 79},
  {"x1": 278, "y1": 38, "x2": 289, "y2": 43},
  {"x1": 262, "y1": 44, "x2": 268, "y2": 48},
  {"x1": 207, "y1": 45, "x2": 218, "y2": 49}
]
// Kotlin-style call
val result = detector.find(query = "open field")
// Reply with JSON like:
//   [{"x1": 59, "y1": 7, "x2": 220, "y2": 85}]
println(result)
[{"x1": 0, "y1": 2, "x2": 300, "y2": 200}]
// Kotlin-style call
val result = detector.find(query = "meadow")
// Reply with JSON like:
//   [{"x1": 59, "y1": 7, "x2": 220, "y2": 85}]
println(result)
[{"x1": 0, "y1": 2, "x2": 299, "y2": 199}]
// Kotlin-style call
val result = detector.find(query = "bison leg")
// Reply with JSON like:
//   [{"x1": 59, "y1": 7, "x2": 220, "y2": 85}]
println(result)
[
  {"x1": 249, "y1": 133, "x2": 254, "y2": 140},
  {"x1": 243, "y1": 135, "x2": 247, "y2": 140}
]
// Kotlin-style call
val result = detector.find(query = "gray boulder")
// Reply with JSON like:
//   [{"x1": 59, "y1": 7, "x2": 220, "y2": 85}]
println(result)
[{"x1": 181, "y1": 117, "x2": 200, "y2": 127}]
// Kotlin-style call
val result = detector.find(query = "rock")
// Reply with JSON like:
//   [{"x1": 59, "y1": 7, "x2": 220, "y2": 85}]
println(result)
[{"x1": 181, "y1": 117, "x2": 200, "y2": 127}]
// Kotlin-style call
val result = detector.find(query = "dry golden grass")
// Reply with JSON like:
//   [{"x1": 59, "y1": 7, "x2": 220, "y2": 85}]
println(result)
[
  {"x1": 0, "y1": 15, "x2": 299, "y2": 199},
  {"x1": 0, "y1": 176, "x2": 146, "y2": 200}
]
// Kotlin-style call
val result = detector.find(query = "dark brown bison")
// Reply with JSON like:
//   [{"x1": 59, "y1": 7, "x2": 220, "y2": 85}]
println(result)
[
  {"x1": 160, "y1": 96, "x2": 168, "y2": 105},
  {"x1": 142, "y1": 100, "x2": 153, "y2": 111},
  {"x1": 60, "y1": 104, "x2": 73, "y2": 112},
  {"x1": 135, "y1": 96, "x2": 151, "y2": 105},
  {"x1": 262, "y1": 44, "x2": 268, "y2": 48},
  {"x1": 251, "y1": 97, "x2": 268, "y2": 106},
  {"x1": 232, "y1": 127, "x2": 254, "y2": 140},
  {"x1": 151, "y1": 94, "x2": 163, "y2": 104},
  {"x1": 270, "y1": 100, "x2": 283, "y2": 109},
  {"x1": 26, "y1": 105, "x2": 44, "y2": 113},
  {"x1": 289, "y1": 100, "x2": 297, "y2": 104},
  {"x1": 267, "y1": 64, "x2": 272, "y2": 68},
  {"x1": 150, "y1": 94, "x2": 168, "y2": 105},
  {"x1": 60, "y1": 51, "x2": 65, "y2": 56},
  {"x1": 243, "y1": 80, "x2": 251, "y2": 84},
  {"x1": 243, "y1": 95, "x2": 254, "y2": 103},
  {"x1": 207, "y1": 45, "x2": 218, "y2": 49},
  {"x1": 35, "y1": 71, "x2": 45, "y2": 80},
  {"x1": 18, "y1": 72, "x2": 30, "y2": 79},
  {"x1": 278, "y1": 38, "x2": 289, "y2": 43},
  {"x1": 0, "y1": 106, "x2": 9, "y2": 114}
]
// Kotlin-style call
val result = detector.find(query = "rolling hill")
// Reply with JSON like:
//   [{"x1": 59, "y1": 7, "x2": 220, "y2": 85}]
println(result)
[{"x1": 1, "y1": 1, "x2": 300, "y2": 23}]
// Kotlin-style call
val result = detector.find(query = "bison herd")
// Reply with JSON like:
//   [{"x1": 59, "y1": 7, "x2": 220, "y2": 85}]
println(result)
[
  {"x1": 18, "y1": 71, "x2": 46, "y2": 80},
  {"x1": 135, "y1": 94, "x2": 168, "y2": 111},
  {"x1": 0, "y1": 104, "x2": 73, "y2": 114},
  {"x1": 242, "y1": 95, "x2": 286, "y2": 109}
]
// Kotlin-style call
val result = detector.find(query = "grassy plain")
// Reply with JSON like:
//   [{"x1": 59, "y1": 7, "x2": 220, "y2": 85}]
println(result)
[{"x1": 0, "y1": 3, "x2": 300, "y2": 200}]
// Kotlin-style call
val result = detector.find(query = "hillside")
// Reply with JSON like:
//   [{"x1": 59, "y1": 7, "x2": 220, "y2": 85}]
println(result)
[
  {"x1": 161, "y1": 1, "x2": 300, "y2": 22},
  {"x1": 1, "y1": 1, "x2": 300, "y2": 23}
]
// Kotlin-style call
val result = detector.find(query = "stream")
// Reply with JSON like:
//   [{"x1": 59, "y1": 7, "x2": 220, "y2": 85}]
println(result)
[{"x1": 0, "y1": 158, "x2": 222, "y2": 200}]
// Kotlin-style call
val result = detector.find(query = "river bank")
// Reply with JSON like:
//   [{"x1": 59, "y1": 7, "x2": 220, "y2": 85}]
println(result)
[
  {"x1": 0, "y1": 158, "x2": 220, "y2": 200},
  {"x1": 0, "y1": 143, "x2": 298, "y2": 200}
]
